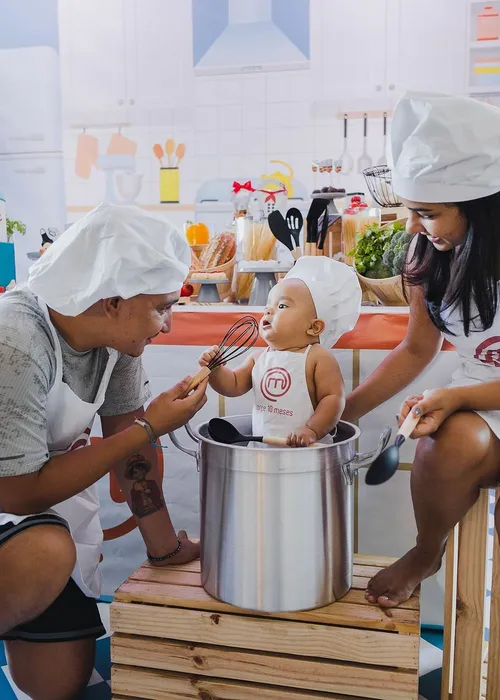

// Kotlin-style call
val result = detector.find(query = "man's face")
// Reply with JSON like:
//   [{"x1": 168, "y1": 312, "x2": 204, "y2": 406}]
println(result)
[{"x1": 106, "y1": 292, "x2": 179, "y2": 356}]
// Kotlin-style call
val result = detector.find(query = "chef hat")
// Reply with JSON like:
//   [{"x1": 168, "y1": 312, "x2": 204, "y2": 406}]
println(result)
[
  {"x1": 284, "y1": 257, "x2": 361, "y2": 348},
  {"x1": 27, "y1": 202, "x2": 190, "y2": 316},
  {"x1": 389, "y1": 91, "x2": 500, "y2": 203}
]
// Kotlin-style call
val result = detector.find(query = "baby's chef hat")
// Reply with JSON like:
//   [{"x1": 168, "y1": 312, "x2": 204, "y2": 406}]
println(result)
[
  {"x1": 28, "y1": 202, "x2": 190, "y2": 316},
  {"x1": 284, "y1": 256, "x2": 361, "y2": 348},
  {"x1": 389, "y1": 91, "x2": 500, "y2": 203}
]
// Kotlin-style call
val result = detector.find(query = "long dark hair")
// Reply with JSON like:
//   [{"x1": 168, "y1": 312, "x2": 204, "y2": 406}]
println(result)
[{"x1": 403, "y1": 191, "x2": 500, "y2": 336}]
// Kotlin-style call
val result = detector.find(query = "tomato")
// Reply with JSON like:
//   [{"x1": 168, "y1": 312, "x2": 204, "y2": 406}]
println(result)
[
  {"x1": 181, "y1": 283, "x2": 194, "y2": 297},
  {"x1": 0, "y1": 286, "x2": 5, "y2": 294},
  {"x1": 185, "y1": 221, "x2": 209, "y2": 245}
]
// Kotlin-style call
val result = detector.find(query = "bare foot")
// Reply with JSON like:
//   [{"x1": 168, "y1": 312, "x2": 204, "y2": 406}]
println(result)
[{"x1": 365, "y1": 547, "x2": 442, "y2": 608}]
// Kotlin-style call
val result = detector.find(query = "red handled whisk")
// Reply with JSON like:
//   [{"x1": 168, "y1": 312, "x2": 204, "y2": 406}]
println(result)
[{"x1": 188, "y1": 315, "x2": 259, "y2": 392}]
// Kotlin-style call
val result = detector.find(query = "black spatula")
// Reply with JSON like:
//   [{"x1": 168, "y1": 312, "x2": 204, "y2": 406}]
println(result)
[
  {"x1": 208, "y1": 418, "x2": 321, "y2": 447},
  {"x1": 305, "y1": 198, "x2": 327, "y2": 255}
]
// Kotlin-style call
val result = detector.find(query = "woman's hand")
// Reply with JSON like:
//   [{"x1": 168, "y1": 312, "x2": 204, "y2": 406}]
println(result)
[
  {"x1": 398, "y1": 388, "x2": 462, "y2": 438},
  {"x1": 199, "y1": 345, "x2": 218, "y2": 367}
]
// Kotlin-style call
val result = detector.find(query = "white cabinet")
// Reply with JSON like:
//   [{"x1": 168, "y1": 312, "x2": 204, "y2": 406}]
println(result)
[
  {"x1": 126, "y1": 0, "x2": 193, "y2": 114},
  {"x1": 322, "y1": 0, "x2": 389, "y2": 104},
  {"x1": 59, "y1": 0, "x2": 194, "y2": 124},
  {"x1": 387, "y1": 0, "x2": 467, "y2": 100},
  {"x1": 59, "y1": 0, "x2": 128, "y2": 123}
]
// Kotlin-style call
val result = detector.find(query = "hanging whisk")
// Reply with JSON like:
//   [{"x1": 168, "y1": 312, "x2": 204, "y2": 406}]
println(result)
[{"x1": 187, "y1": 316, "x2": 259, "y2": 392}]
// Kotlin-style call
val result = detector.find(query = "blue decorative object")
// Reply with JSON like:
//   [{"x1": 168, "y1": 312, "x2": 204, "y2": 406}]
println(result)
[{"x1": 0, "y1": 242, "x2": 15, "y2": 287}]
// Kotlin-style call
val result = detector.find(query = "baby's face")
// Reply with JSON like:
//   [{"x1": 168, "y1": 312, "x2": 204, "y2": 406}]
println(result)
[{"x1": 260, "y1": 279, "x2": 320, "y2": 349}]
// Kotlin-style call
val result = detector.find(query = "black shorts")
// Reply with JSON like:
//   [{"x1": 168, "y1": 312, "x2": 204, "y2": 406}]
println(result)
[{"x1": 0, "y1": 514, "x2": 106, "y2": 643}]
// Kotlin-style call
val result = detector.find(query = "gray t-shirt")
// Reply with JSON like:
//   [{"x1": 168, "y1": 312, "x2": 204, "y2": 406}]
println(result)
[{"x1": 0, "y1": 287, "x2": 152, "y2": 477}]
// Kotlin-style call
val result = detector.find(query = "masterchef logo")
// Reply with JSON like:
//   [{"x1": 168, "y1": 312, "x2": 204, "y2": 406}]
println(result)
[
  {"x1": 260, "y1": 367, "x2": 292, "y2": 402},
  {"x1": 474, "y1": 336, "x2": 500, "y2": 367}
]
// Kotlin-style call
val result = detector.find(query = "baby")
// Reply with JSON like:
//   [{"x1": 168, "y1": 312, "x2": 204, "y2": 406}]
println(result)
[{"x1": 200, "y1": 257, "x2": 362, "y2": 446}]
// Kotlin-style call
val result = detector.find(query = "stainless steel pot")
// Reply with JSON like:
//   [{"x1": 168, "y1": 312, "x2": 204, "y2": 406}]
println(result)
[{"x1": 170, "y1": 416, "x2": 390, "y2": 613}]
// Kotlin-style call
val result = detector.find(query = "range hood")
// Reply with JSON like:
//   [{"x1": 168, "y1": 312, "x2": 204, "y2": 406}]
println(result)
[{"x1": 193, "y1": 0, "x2": 310, "y2": 76}]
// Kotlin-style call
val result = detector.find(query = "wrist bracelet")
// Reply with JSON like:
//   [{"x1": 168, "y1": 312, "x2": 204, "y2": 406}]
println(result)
[
  {"x1": 134, "y1": 417, "x2": 158, "y2": 443},
  {"x1": 147, "y1": 538, "x2": 182, "y2": 562}
]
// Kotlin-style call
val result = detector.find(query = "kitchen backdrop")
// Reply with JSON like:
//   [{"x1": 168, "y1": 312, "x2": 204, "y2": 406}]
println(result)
[{"x1": 58, "y1": 0, "x2": 468, "y2": 234}]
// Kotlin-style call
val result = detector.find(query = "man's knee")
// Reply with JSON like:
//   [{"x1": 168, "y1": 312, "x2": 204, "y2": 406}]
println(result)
[{"x1": 7, "y1": 639, "x2": 94, "y2": 700}]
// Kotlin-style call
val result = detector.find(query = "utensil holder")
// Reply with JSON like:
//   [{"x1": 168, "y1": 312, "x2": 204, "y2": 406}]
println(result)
[{"x1": 160, "y1": 167, "x2": 179, "y2": 203}]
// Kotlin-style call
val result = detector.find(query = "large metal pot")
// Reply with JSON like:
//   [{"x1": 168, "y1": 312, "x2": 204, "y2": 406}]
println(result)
[{"x1": 170, "y1": 416, "x2": 390, "y2": 613}]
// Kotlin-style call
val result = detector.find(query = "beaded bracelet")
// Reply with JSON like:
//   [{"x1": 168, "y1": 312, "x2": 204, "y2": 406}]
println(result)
[
  {"x1": 134, "y1": 418, "x2": 168, "y2": 450},
  {"x1": 147, "y1": 538, "x2": 182, "y2": 563}
]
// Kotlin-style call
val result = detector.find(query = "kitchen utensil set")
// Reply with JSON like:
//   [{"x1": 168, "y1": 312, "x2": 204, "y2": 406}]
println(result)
[{"x1": 268, "y1": 199, "x2": 331, "y2": 259}]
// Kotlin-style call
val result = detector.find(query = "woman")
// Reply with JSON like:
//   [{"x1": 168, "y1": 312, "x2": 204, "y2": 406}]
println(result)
[{"x1": 343, "y1": 92, "x2": 500, "y2": 608}]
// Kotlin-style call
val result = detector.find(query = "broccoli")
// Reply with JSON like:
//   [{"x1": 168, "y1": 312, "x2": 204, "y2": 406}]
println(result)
[
  {"x1": 382, "y1": 227, "x2": 412, "y2": 276},
  {"x1": 364, "y1": 259, "x2": 392, "y2": 279}
]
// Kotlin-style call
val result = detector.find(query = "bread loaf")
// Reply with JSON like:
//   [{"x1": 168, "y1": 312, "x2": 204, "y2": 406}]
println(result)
[{"x1": 198, "y1": 233, "x2": 236, "y2": 269}]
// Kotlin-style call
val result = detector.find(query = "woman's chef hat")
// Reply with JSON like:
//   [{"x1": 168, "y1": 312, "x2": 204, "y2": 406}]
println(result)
[
  {"x1": 284, "y1": 256, "x2": 361, "y2": 348},
  {"x1": 27, "y1": 202, "x2": 190, "y2": 316},
  {"x1": 389, "y1": 91, "x2": 500, "y2": 203}
]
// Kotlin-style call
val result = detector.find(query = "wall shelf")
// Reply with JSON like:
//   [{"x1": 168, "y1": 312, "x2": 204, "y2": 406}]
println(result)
[
  {"x1": 467, "y1": 85, "x2": 500, "y2": 93},
  {"x1": 470, "y1": 40, "x2": 500, "y2": 48}
]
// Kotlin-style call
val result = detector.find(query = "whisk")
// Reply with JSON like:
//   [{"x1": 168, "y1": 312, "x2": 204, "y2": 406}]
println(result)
[{"x1": 187, "y1": 316, "x2": 259, "y2": 392}]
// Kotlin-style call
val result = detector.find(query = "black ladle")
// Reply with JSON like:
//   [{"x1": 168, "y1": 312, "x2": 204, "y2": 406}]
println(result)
[
  {"x1": 365, "y1": 410, "x2": 421, "y2": 485},
  {"x1": 208, "y1": 418, "x2": 321, "y2": 447}
]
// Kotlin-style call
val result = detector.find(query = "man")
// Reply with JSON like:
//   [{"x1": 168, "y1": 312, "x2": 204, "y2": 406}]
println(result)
[{"x1": 0, "y1": 202, "x2": 208, "y2": 699}]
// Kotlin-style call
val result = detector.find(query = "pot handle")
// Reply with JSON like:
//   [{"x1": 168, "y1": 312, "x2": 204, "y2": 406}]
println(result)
[
  {"x1": 343, "y1": 427, "x2": 392, "y2": 485},
  {"x1": 168, "y1": 423, "x2": 200, "y2": 471}
]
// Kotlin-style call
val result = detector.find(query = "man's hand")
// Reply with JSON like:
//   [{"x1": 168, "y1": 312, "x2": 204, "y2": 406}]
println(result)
[
  {"x1": 144, "y1": 377, "x2": 208, "y2": 437},
  {"x1": 287, "y1": 425, "x2": 318, "y2": 448},
  {"x1": 150, "y1": 530, "x2": 200, "y2": 566},
  {"x1": 398, "y1": 388, "x2": 461, "y2": 438}
]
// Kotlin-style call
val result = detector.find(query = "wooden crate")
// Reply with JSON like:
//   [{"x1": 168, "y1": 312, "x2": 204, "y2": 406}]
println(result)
[
  {"x1": 441, "y1": 488, "x2": 500, "y2": 699},
  {"x1": 111, "y1": 554, "x2": 420, "y2": 700}
]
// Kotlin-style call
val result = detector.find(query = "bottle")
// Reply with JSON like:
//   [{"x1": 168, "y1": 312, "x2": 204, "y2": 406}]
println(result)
[{"x1": 477, "y1": 6, "x2": 500, "y2": 41}]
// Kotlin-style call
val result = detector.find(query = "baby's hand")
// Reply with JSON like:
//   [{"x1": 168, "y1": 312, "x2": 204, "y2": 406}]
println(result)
[
  {"x1": 199, "y1": 345, "x2": 219, "y2": 367},
  {"x1": 287, "y1": 426, "x2": 318, "y2": 448}
]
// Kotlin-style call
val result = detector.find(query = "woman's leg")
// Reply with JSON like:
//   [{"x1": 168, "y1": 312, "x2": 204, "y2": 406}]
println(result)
[{"x1": 366, "y1": 411, "x2": 500, "y2": 607}]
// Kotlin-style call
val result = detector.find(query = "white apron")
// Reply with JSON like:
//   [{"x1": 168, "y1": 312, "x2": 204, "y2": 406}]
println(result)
[
  {"x1": 252, "y1": 346, "x2": 333, "y2": 441},
  {"x1": 0, "y1": 299, "x2": 119, "y2": 598},
  {"x1": 443, "y1": 304, "x2": 500, "y2": 439}
]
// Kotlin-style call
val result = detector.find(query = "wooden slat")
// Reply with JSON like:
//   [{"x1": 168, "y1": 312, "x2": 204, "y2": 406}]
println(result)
[
  {"x1": 127, "y1": 567, "x2": 419, "y2": 612},
  {"x1": 486, "y1": 489, "x2": 500, "y2": 699},
  {"x1": 441, "y1": 524, "x2": 459, "y2": 700},
  {"x1": 112, "y1": 664, "x2": 417, "y2": 700},
  {"x1": 111, "y1": 603, "x2": 418, "y2": 669},
  {"x1": 111, "y1": 634, "x2": 418, "y2": 694},
  {"x1": 114, "y1": 581, "x2": 419, "y2": 633},
  {"x1": 453, "y1": 489, "x2": 489, "y2": 700},
  {"x1": 138, "y1": 553, "x2": 398, "y2": 577}
]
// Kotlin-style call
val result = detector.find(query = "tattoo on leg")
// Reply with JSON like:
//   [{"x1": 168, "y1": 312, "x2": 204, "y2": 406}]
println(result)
[{"x1": 124, "y1": 455, "x2": 164, "y2": 518}]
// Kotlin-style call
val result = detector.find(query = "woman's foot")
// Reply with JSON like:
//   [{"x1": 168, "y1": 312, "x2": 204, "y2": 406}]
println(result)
[{"x1": 365, "y1": 546, "x2": 442, "y2": 608}]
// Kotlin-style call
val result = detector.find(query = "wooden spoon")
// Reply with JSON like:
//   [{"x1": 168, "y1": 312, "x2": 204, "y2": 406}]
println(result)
[
  {"x1": 165, "y1": 139, "x2": 175, "y2": 168},
  {"x1": 152, "y1": 143, "x2": 164, "y2": 167},
  {"x1": 175, "y1": 143, "x2": 186, "y2": 167}
]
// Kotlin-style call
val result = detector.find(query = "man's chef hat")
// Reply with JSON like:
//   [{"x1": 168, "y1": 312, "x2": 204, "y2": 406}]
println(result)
[
  {"x1": 389, "y1": 91, "x2": 500, "y2": 203},
  {"x1": 27, "y1": 202, "x2": 190, "y2": 316},
  {"x1": 284, "y1": 256, "x2": 361, "y2": 348}
]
